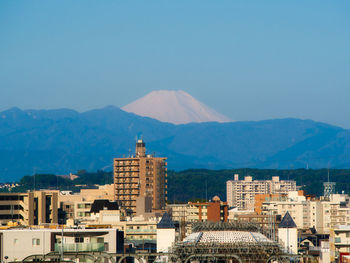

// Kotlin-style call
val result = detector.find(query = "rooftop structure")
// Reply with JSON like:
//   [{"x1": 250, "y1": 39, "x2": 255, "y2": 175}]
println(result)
[
  {"x1": 279, "y1": 211, "x2": 297, "y2": 228},
  {"x1": 172, "y1": 221, "x2": 285, "y2": 263},
  {"x1": 157, "y1": 212, "x2": 175, "y2": 229},
  {"x1": 90, "y1": 199, "x2": 119, "y2": 214},
  {"x1": 184, "y1": 230, "x2": 272, "y2": 244},
  {"x1": 324, "y1": 182, "x2": 336, "y2": 198}
]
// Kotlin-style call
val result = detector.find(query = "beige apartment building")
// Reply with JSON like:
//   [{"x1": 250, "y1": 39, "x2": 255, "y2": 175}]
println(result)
[
  {"x1": 330, "y1": 225, "x2": 350, "y2": 262},
  {"x1": 226, "y1": 174, "x2": 296, "y2": 210},
  {"x1": 0, "y1": 191, "x2": 58, "y2": 226},
  {"x1": 115, "y1": 217, "x2": 158, "y2": 245},
  {"x1": 114, "y1": 139, "x2": 167, "y2": 214},
  {"x1": 260, "y1": 192, "x2": 350, "y2": 234},
  {"x1": 58, "y1": 184, "x2": 114, "y2": 222},
  {"x1": 169, "y1": 197, "x2": 228, "y2": 223},
  {"x1": 261, "y1": 191, "x2": 320, "y2": 230}
]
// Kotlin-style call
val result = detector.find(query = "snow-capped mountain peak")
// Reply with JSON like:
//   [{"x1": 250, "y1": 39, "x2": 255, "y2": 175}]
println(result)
[{"x1": 122, "y1": 90, "x2": 232, "y2": 124}]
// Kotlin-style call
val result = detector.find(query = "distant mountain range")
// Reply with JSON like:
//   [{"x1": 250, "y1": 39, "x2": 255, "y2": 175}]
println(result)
[
  {"x1": 1, "y1": 105, "x2": 350, "y2": 182},
  {"x1": 122, "y1": 90, "x2": 231, "y2": 124}
]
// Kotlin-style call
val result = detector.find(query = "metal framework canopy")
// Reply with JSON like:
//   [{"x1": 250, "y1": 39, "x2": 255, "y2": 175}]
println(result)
[
  {"x1": 173, "y1": 221, "x2": 286, "y2": 263},
  {"x1": 192, "y1": 221, "x2": 262, "y2": 232}
]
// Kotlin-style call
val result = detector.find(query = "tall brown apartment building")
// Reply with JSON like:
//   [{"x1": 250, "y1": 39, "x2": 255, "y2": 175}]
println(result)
[{"x1": 113, "y1": 139, "x2": 167, "y2": 214}]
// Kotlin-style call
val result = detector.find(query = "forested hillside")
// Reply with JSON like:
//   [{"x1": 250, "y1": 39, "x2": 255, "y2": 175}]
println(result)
[{"x1": 6, "y1": 169, "x2": 350, "y2": 203}]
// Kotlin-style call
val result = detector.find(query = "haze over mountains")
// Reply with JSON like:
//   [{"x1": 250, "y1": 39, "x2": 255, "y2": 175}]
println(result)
[
  {"x1": 122, "y1": 90, "x2": 231, "y2": 124},
  {"x1": 1, "y1": 91, "x2": 350, "y2": 182}
]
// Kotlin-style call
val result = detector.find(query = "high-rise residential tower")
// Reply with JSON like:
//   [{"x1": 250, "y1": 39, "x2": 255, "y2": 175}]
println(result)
[{"x1": 113, "y1": 139, "x2": 167, "y2": 214}]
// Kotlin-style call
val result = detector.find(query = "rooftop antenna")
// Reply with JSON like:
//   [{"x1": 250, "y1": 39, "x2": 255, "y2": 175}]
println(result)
[
  {"x1": 324, "y1": 162, "x2": 335, "y2": 198},
  {"x1": 33, "y1": 167, "x2": 36, "y2": 191},
  {"x1": 328, "y1": 168, "x2": 330, "y2": 183},
  {"x1": 205, "y1": 178, "x2": 208, "y2": 202}
]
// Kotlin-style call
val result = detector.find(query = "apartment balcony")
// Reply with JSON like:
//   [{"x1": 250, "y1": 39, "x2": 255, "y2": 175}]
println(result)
[
  {"x1": 54, "y1": 242, "x2": 105, "y2": 252},
  {"x1": 126, "y1": 229, "x2": 156, "y2": 234}
]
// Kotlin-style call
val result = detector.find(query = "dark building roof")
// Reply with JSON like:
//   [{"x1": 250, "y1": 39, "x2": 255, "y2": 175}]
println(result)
[
  {"x1": 157, "y1": 212, "x2": 175, "y2": 229},
  {"x1": 279, "y1": 211, "x2": 297, "y2": 228},
  {"x1": 90, "y1": 199, "x2": 119, "y2": 214}
]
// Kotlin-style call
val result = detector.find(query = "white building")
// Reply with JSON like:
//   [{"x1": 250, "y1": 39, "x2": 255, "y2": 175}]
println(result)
[
  {"x1": 156, "y1": 212, "x2": 176, "y2": 253},
  {"x1": 226, "y1": 174, "x2": 296, "y2": 210},
  {"x1": 0, "y1": 227, "x2": 123, "y2": 261},
  {"x1": 278, "y1": 211, "x2": 298, "y2": 254}
]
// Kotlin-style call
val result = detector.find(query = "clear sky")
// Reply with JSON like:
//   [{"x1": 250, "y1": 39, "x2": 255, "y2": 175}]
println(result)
[{"x1": 1, "y1": 1, "x2": 349, "y2": 127}]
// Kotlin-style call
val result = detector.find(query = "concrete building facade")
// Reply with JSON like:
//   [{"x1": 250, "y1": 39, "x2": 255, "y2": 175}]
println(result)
[
  {"x1": 156, "y1": 213, "x2": 176, "y2": 253},
  {"x1": 0, "y1": 191, "x2": 58, "y2": 226},
  {"x1": 260, "y1": 192, "x2": 350, "y2": 234},
  {"x1": 114, "y1": 139, "x2": 167, "y2": 214},
  {"x1": 226, "y1": 174, "x2": 296, "y2": 210},
  {"x1": 169, "y1": 197, "x2": 228, "y2": 224},
  {"x1": 0, "y1": 228, "x2": 123, "y2": 261},
  {"x1": 58, "y1": 184, "x2": 115, "y2": 223}
]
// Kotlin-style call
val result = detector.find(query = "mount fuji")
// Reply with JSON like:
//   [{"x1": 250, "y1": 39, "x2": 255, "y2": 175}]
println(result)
[{"x1": 122, "y1": 90, "x2": 232, "y2": 124}]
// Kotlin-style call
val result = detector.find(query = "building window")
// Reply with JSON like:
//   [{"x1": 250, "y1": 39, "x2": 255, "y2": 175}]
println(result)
[
  {"x1": 75, "y1": 237, "x2": 84, "y2": 243},
  {"x1": 32, "y1": 238, "x2": 40, "y2": 246}
]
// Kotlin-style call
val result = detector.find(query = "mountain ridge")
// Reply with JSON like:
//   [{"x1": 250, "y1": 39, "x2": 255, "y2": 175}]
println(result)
[{"x1": 0, "y1": 106, "x2": 349, "y2": 181}]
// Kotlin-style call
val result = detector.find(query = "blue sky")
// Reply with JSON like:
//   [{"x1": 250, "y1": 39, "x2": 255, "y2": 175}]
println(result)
[{"x1": 1, "y1": 1, "x2": 349, "y2": 127}]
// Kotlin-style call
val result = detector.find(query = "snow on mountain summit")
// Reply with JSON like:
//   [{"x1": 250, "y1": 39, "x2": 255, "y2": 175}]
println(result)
[{"x1": 122, "y1": 90, "x2": 232, "y2": 124}]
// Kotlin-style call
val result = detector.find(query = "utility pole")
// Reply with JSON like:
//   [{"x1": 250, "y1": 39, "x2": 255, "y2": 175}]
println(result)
[{"x1": 61, "y1": 227, "x2": 64, "y2": 260}]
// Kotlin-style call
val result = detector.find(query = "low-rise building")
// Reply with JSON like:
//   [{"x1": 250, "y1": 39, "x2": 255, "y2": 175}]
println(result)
[
  {"x1": 0, "y1": 191, "x2": 58, "y2": 226},
  {"x1": 330, "y1": 225, "x2": 350, "y2": 262},
  {"x1": 169, "y1": 196, "x2": 228, "y2": 224},
  {"x1": 168, "y1": 196, "x2": 228, "y2": 238},
  {"x1": 0, "y1": 227, "x2": 124, "y2": 261},
  {"x1": 58, "y1": 184, "x2": 115, "y2": 223},
  {"x1": 117, "y1": 217, "x2": 158, "y2": 246}
]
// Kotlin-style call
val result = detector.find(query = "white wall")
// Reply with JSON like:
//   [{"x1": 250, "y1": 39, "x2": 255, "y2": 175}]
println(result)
[
  {"x1": 156, "y1": 228, "x2": 175, "y2": 253},
  {"x1": 278, "y1": 228, "x2": 298, "y2": 254},
  {"x1": 319, "y1": 241, "x2": 330, "y2": 263},
  {"x1": 1, "y1": 230, "x2": 51, "y2": 261}
]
